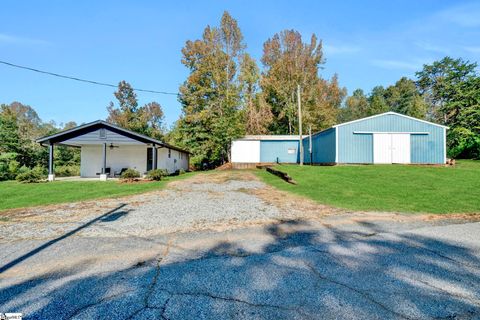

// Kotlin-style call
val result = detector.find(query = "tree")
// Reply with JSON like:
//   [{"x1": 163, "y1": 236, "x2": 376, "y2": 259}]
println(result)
[
  {"x1": 384, "y1": 77, "x2": 427, "y2": 119},
  {"x1": 416, "y1": 57, "x2": 477, "y2": 123},
  {"x1": 261, "y1": 30, "x2": 324, "y2": 134},
  {"x1": 443, "y1": 76, "x2": 480, "y2": 159},
  {"x1": 0, "y1": 102, "x2": 49, "y2": 168},
  {"x1": 239, "y1": 53, "x2": 273, "y2": 134},
  {"x1": 173, "y1": 11, "x2": 246, "y2": 168},
  {"x1": 0, "y1": 106, "x2": 21, "y2": 154},
  {"x1": 307, "y1": 74, "x2": 346, "y2": 131},
  {"x1": 368, "y1": 86, "x2": 389, "y2": 115},
  {"x1": 339, "y1": 89, "x2": 370, "y2": 122},
  {"x1": 107, "y1": 81, "x2": 139, "y2": 130},
  {"x1": 107, "y1": 81, "x2": 165, "y2": 139}
]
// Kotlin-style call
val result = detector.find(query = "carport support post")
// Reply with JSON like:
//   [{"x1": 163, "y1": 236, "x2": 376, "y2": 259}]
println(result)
[
  {"x1": 48, "y1": 142, "x2": 55, "y2": 181},
  {"x1": 153, "y1": 145, "x2": 158, "y2": 170},
  {"x1": 100, "y1": 143, "x2": 107, "y2": 181}
]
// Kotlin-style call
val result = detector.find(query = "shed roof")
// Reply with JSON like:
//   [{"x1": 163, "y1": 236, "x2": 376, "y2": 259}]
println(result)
[
  {"x1": 236, "y1": 135, "x2": 300, "y2": 141},
  {"x1": 36, "y1": 120, "x2": 190, "y2": 154},
  {"x1": 333, "y1": 111, "x2": 449, "y2": 129}
]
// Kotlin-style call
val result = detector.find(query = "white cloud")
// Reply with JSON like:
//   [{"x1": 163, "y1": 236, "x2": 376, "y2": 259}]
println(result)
[
  {"x1": 370, "y1": 59, "x2": 426, "y2": 71},
  {"x1": 323, "y1": 44, "x2": 361, "y2": 55},
  {"x1": 0, "y1": 33, "x2": 50, "y2": 46}
]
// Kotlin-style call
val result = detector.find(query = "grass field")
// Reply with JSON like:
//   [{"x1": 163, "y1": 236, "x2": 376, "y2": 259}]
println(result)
[
  {"x1": 255, "y1": 160, "x2": 480, "y2": 214},
  {"x1": 0, "y1": 173, "x2": 195, "y2": 211}
]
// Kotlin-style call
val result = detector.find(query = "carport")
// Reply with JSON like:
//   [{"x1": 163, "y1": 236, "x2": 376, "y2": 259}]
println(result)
[{"x1": 37, "y1": 120, "x2": 189, "y2": 181}]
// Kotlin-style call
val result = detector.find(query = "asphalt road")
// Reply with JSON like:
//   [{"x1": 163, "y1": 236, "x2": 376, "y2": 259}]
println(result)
[{"x1": 0, "y1": 173, "x2": 479, "y2": 319}]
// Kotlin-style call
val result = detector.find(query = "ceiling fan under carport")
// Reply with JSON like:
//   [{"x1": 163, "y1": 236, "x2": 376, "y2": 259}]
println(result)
[{"x1": 109, "y1": 143, "x2": 119, "y2": 150}]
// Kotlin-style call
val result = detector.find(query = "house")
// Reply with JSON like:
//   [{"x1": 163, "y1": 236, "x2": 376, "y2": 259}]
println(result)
[
  {"x1": 231, "y1": 112, "x2": 448, "y2": 167},
  {"x1": 37, "y1": 120, "x2": 190, "y2": 181}
]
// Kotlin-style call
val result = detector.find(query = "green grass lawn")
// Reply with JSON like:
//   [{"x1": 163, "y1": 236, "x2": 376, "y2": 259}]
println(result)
[
  {"x1": 255, "y1": 160, "x2": 480, "y2": 214},
  {"x1": 0, "y1": 173, "x2": 195, "y2": 211}
]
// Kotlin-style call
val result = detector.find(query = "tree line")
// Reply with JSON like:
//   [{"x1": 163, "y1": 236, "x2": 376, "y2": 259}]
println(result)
[{"x1": 1, "y1": 11, "x2": 479, "y2": 176}]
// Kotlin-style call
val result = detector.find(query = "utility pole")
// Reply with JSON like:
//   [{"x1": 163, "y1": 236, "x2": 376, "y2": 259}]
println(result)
[
  {"x1": 309, "y1": 125, "x2": 312, "y2": 165},
  {"x1": 297, "y1": 84, "x2": 303, "y2": 166}
]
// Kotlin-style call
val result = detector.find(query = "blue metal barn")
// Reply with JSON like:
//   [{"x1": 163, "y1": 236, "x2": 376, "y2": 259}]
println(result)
[{"x1": 231, "y1": 112, "x2": 448, "y2": 166}]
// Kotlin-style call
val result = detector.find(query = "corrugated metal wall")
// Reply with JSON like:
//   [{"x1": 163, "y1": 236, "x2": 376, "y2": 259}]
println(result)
[
  {"x1": 337, "y1": 113, "x2": 445, "y2": 164},
  {"x1": 303, "y1": 128, "x2": 336, "y2": 164},
  {"x1": 260, "y1": 140, "x2": 299, "y2": 163}
]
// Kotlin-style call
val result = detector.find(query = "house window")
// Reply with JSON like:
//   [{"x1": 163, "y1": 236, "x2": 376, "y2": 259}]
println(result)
[
  {"x1": 287, "y1": 148, "x2": 296, "y2": 154},
  {"x1": 99, "y1": 128, "x2": 106, "y2": 139},
  {"x1": 168, "y1": 149, "x2": 171, "y2": 158}
]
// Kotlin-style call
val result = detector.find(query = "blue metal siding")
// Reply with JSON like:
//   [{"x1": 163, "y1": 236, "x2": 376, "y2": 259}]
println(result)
[
  {"x1": 260, "y1": 140, "x2": 299, "y2": 163},
  {"x1": 337, "y1": 113, "x2": 445, "y2": 164},
  {"x1": 304, "y1": 128, "x2": 336, "y2": 163},
  {"x1": 411, "y1": 131, "x2": 445, "y2": 164},
  {"x1": 338, "y1": 132, "x2": 373, "y2": 163}
]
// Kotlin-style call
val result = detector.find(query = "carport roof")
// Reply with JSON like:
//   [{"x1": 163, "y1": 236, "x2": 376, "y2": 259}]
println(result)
[{"x1": 36, "y1": 120, "x2": 190, "y2": 154}]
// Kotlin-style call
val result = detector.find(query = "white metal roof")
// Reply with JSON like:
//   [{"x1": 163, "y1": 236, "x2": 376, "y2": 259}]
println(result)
[{"x1": 235, "y1": 135, "x2": 300, "y2": 141}]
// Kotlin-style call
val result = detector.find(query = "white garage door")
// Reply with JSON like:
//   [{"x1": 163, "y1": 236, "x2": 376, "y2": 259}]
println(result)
[
  {"x1": 373, "y1": 133, "x2": 410, "y2": 164},
  {"x1": 231, "y1": 140, "x2": 260, "y2": 163}
]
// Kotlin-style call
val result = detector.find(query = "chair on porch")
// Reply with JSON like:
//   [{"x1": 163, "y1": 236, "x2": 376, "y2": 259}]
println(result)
[{"x1": 114, "y1": 168, "x2": 129, "y2": 177}]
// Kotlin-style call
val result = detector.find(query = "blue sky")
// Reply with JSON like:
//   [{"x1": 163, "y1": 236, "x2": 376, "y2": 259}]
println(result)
[{"x1": 1, "y1": 0, "x2": 479, "y2": 128}]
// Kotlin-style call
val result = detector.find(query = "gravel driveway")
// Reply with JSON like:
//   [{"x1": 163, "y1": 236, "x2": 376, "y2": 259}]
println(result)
[{"x1": 1, "y1": 171, "x2": 479, "y2": 319}]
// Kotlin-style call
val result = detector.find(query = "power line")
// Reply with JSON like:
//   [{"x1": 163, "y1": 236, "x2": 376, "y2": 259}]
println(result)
[{"x1": 0, "y1": 60, "x2": 179, "y2": 96}]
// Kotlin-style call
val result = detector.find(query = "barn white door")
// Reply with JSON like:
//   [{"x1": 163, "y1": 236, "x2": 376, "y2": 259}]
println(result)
[
  {"x1": 373, "y1": 133, "x2": 410, "y2": 164},
  {"x1": 391, "y1": 134, "x2": 410, "y2": 163},
  {"x1": 373, "y1": 134, "x2": 392, "y2": 163}
]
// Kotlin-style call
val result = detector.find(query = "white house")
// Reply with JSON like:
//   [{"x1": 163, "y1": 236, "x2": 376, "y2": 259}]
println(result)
[{"x1": 37, "y1": 120, "x2": 190, "y2": 180}]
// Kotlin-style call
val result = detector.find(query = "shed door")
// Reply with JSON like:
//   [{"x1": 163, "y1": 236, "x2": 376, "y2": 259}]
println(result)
[{"x1": 373, "y1": 133, "x2": 410, "y2": 164}]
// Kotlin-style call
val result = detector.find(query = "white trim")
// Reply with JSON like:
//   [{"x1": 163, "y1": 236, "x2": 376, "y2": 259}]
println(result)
[
  {"x1": 443, "y1": 127, "x2": 447, "y2": 164},
  {"x1": 353, "y1": 131, "x2": 429, "y2": 135},
  {"x1": 333, "y1": 112, "x2": 449, "y2": 129},
  {"x1": 335, "y1": 127, "x2": 338, "y2": 163}
]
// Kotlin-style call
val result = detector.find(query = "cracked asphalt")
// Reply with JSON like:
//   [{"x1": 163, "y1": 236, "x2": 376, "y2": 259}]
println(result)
[{"x1": 0, "y1": 171, "x2": 479, "y2": 319}]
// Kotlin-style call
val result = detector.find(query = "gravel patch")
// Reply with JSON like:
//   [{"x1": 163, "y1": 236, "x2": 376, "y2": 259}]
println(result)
[{"x1": 0, "y1": 177, "x2": 284, "y2": 241}]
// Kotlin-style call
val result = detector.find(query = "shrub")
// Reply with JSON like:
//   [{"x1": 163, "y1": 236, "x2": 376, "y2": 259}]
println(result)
[
  {"x1": 16, "y1": 167, "x2": 45, "y2": 183},
  {"x1": 178, "y1": 168, "x2": 186, "y2": 175},
  {"x1": 146, "y1": 169, "x2": 168, "y2": 181},
  {"x1": 0, "y1": 153, "x2": 19, "y2": 181},
  {"x1": 55, "y1": 165, "x2": 80, "y2": 177},
  {"x1": 120, "y1": 168, "x2": 140, "y2": 180},
  {"x1": 17, "y1": 165, "x2": 30, "y2": 175}
]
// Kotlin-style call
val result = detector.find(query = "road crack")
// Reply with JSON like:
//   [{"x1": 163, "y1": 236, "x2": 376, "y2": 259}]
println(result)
[
  {"x1": 67, "y1": 288, "x2": 136, "y2": 319},
  {"x1": 155, "y1": 287, "x2": 312, "y2": 318},
  {"x1": 304, "y1": 262, "x2": 413, "y2": 320},
  {"x1": 126, "y1": 236, "x2": 174, "y2": 320}
]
